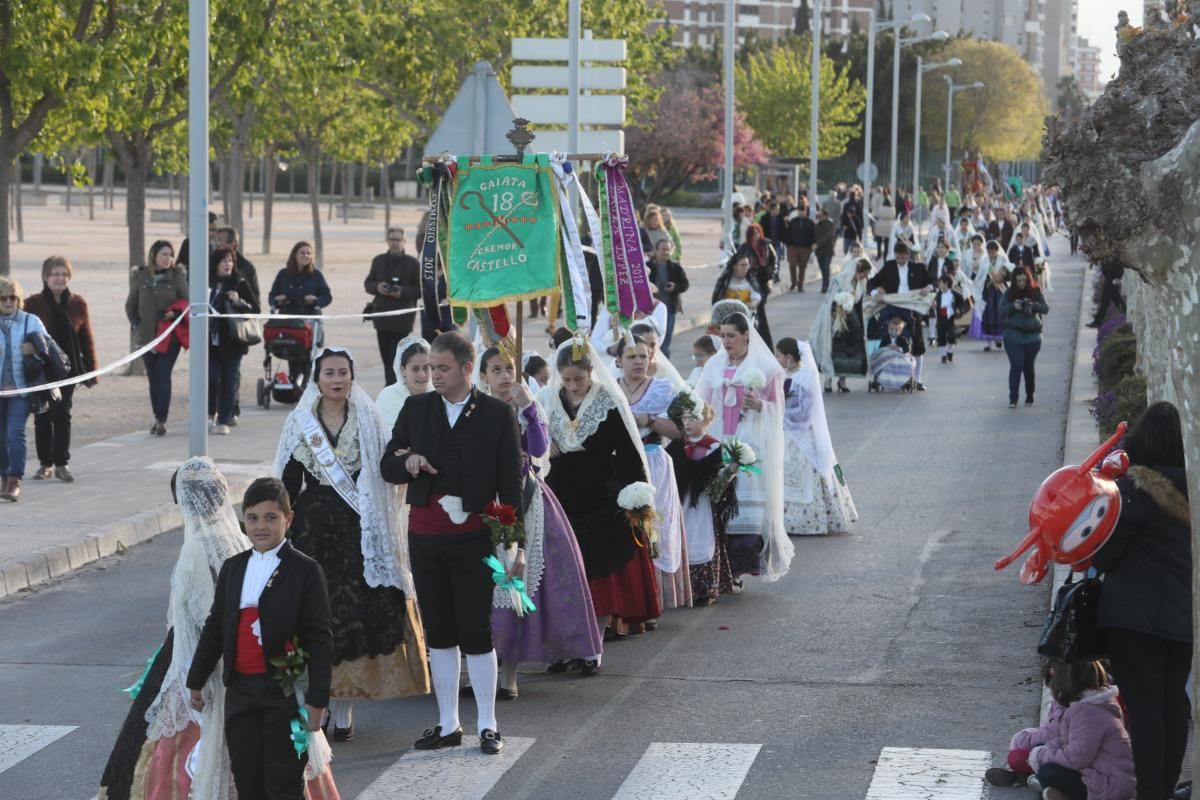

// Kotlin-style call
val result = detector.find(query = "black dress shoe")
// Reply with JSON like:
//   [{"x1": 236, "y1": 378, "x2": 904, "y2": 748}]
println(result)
[
  {"x1": 497, "y1": 687, "x2": 518, "y2": 700},
  {"x1": 333, "y1": 725, "x2": 354, "y2": 742},
  {"x1": 581, "y1": 659, "x2": 600, "y2": 677},
  {"x1": 480, "y1": 729, "x2": 504, "y2": 755},
  {"x1": 414, "y1": 725, "x2": 464, "y2": 750}
]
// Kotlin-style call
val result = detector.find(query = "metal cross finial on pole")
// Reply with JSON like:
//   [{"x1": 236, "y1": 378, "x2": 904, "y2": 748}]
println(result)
[{"x1": 506, "y1": 119, "x2": 536, "y2": 158}]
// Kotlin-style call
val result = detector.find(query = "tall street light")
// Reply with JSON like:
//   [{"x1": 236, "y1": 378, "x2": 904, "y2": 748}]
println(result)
[
  {"x1": 808, "y1": 0, "x2": 821, "y2": 214},
  {"x1": 890, "y1": 28, "x2": 949, "y2": 203},
  {"x1": 913, "y1": 56, "x2": 961, "y2": 205},
  {"x1": 187, "y1": 0, "x2": 209, "y2": 457},
  {"x1": 722, "y1": 0, "x2": 735, "y2": 256},
  {"x1": 943, "y1": 78, "x2": 985, "y2": 198},
  {"x1": 863, "y1": 11, "x2": 930, "y2": 218}
]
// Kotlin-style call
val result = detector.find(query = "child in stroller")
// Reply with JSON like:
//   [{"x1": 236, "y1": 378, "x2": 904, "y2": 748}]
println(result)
[{"x1": 868, "y1": 316, "x2": 916, "y2": 393}]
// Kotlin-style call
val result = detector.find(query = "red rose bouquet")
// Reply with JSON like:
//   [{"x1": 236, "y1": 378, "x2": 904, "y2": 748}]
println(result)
[{"x1": 482, "y1": 501, "x2": 524, "y2": 547}]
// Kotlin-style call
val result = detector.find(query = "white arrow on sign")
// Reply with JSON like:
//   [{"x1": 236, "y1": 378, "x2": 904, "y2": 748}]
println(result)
[
  {"x1": 511, "y1": 95, "x2": 625, "y2": 126},
  {"x1": 510, "y1": 65, "x2": 626, "y2": 91},
  {"x1": 511, "y1": 38, "x2": 626, "y2": 62}
]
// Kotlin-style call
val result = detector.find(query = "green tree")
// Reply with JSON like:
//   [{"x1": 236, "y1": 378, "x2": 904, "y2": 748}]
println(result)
[
  {"x1": 735, "y1": 40, "x2": 866, "y2": 159},
  {"x1": 920, "y1": 39, "x2": 1046, "y2": 161},
  {"x1": 0, "y1": 0, "x2": 117, "y2": 271}
]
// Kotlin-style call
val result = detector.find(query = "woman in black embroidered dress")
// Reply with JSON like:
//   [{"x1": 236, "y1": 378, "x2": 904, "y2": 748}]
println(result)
[{"x1": 273, "y1": 347, "x2": 429, "y2": 740}]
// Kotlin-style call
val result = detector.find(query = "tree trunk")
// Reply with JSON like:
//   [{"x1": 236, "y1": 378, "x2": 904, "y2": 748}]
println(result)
[
  {"x1": 65, "y1": 161, "x2": 72, "y2": 213},
  {"x1": 262, "y1": 150, "x2": 276, "y2": 255},
  {"x1": 13, "y1": 160, "x2": 22, "y2": 243},
  {"x1": 360, "y1": 160, "x2": 369, "y2": 202},
  {"x1": 109, "y1": 134, "x2": 153, "y2": 268},
  {"x1": 0, "y1": 157, "x2": 11, "y2": 271},
  {"x1": 222, "y1": 106, "x2": 254, "y2": 242},
  {"x1": 327, "y1": 159, "x2": 335, "y2": 222},
  {"x1": 103, "y1": 153, "x2": 114, "y2": 209},
  {"x1": 341, "y1": 162, "x2": 351, "y2": 224},
  {"x1": 217, "y1": 156, "x2": 229, "y2": 224},
  {"x1": 307, "y1": 149, "x2": 324, "y2": 268},
  {"x1": 248, "y1": 158, "x2": 255, "y2": 220},
  {"x1": 87, "y1": 149, "x2": 97, "y2": 222},
  {"x1": 382, "y1": 162, "x2": 391, "y2": 232}
]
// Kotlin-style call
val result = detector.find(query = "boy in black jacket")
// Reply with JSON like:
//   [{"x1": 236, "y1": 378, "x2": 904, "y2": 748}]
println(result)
[{"x1": 187, "y1": 477, "x2": 333, "y2": 800}]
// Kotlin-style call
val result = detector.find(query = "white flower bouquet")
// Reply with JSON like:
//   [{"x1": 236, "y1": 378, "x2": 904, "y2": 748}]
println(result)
[
  {"x1": 704, "y1": 437, "x2": 762, "y2": 505},
  {"x1": 618, "y1": 481, "x2": 658, "y2": 556},
  {"x1": 832, "y1": 291, "x2": 856, "y2": 334},
  {"x1": 741, "y1": 367, "x2": 767, "y2": 392},
  {"x1": 618, "y1": 481, "x2": 655, "y2": 511}
]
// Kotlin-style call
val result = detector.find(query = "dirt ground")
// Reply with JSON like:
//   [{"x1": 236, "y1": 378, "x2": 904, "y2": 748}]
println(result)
[{"x1": 5, "y1": 189, "x2": 722, "y2": 446}]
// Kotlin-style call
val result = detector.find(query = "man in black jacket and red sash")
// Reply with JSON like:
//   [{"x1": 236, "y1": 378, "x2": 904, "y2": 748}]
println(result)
[{"x1": 381, "y1": 330, "x2": 523, "y2": 755}]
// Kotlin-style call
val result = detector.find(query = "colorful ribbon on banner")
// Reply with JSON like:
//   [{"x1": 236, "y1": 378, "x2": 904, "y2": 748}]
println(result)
[
  {"x1": 419, "y1": 159, "x2": 458, "y2": 333},
  {"x1": 483, "y1": 554, "x2": 536, "y2": 614},
  {"x1": 595, "y1": 155, "x2": 654, "y2": 324},
  {"x1": 549, "y1": 154, "x2": 597, "y2": 332}
]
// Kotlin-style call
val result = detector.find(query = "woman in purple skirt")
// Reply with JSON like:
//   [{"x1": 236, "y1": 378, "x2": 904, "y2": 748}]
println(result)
[
  {"x1": 969, "y1": 240, "x2": 1009, "y2": 350},
  {"x1": 478, "y1": 345, "x2": 604, "y2": 697}
]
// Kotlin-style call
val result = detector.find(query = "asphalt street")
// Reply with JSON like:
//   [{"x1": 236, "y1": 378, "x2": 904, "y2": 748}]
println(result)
[{"x1": 0, "y1": 246, "x2": 1084, "y2": 800}]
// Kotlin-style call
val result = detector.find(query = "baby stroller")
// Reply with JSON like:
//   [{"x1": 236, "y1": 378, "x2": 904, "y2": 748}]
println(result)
[
  {"x1": 868, "y1": 346, "x2": 916, "y2": 393},
  {"x1": 257, "y1": 306, "x2": 320, "y2": 408}
]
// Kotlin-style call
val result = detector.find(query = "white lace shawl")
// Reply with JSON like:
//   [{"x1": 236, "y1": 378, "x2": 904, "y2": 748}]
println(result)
[
  {"x1": 272, "y1": 354, "x2": 416, "y2": 598},
  {"x1": 145, "y1": 457, "x2": 246, "y2": 800},
  {"x1": 694, "y1": 320, "x2": 794, "y2": 582},
  {"x1": 376, "y1": 335, "x2": 430, "y2": 429},
  {"x1": 808, "y1": 268, "x2": 868, "y2": 378},
  {"x1": 785, "y1": 342, "x2": 837, "y2": 484}
]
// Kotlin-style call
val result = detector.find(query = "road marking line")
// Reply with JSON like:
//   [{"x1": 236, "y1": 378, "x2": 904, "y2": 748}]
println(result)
[
  {"x1": 612, "y1": 742, "x2": 762, "y2": 800},
  {"x1": 864, "y1": 747, "x2": 990, "y2": 799},
  {"x1": 0, "y1": 724, "x2": 78, "y2": 776},
  {"x1": 354, "y1": 736, "x2": 536, "y2": 800}
]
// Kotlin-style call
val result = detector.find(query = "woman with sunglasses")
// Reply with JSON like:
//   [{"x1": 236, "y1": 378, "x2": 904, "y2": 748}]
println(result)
[{"x1": 0, "y1": 277, "x2": 51, "y2": 501}]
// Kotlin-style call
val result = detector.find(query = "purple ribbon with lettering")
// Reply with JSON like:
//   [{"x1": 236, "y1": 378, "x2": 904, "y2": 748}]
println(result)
[{"x1": 601, "y1": 157, "x2": 655, "y2": 319}]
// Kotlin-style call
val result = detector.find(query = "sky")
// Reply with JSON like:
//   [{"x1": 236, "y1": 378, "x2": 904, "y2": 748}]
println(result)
[{"x1": 1079, "y1": 1, "x2": 1144, "y2": 83}]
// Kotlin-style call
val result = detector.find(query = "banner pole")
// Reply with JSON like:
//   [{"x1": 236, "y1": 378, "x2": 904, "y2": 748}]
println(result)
[{"x1": 515, "y1": 302, "x2": 524, "y2": 357}]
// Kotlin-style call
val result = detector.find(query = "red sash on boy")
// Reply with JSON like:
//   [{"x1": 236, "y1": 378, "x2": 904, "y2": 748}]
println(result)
[{"x1": 235, "y1": 607, "x2": 267, "y2": 675}]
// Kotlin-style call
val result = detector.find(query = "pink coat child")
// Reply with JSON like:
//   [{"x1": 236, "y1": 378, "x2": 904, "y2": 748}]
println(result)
[{"x1": 1010, "y1": 686, "x2": 1136, "y2": 800}]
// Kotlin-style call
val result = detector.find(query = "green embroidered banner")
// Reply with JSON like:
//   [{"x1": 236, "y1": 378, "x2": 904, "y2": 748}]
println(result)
[{"x1": 446, "y1": 154, "x2": 562, "y2": 308}]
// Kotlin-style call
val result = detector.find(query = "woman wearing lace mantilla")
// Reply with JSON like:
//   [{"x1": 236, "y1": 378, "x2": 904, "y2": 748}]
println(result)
[
  {"x1": 540, "y1": 339, "x2": 661, "y2": 639},
  {"x1": 477, "y1": 346, "x2": 603, "y2": 689},
  {"x1": 99, "y1": 458, "x2": 339, "y2": 800},
  {"x1": 273, "y1": 347, "x2": 429, "y2": 742},
  {"x1": 375, "y1": 335, "x2": 430, "y2": 429}
]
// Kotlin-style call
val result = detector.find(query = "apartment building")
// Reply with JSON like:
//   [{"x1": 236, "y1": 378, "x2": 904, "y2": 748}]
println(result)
[{"x1": 1073, "y1": 36, "x2": 1104, "y2": 98}]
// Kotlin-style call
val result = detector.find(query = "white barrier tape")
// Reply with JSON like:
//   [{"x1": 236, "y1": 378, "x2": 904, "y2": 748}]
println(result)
[
  {"x1": 0, "y1": 311, "x2": 189, "y2": 397},
  {"x1": 0, "y1": 303, "x2": 441, "y2": 398}
]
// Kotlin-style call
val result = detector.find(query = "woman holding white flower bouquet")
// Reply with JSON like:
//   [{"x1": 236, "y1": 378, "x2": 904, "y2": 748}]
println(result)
[
  {"x1": 540, "y1": 339, "x2": 661, "y2": 640},
  {"x1": 617, "y1": 335, "x2": 691, "y2": 613},
  {"x1": 695, "y1": 302, "x2": 794, "y2": 582},
  {"x1": 477, "y1": 346, "x2": 603, "y2": 690},
  {"x1": 775, "y1": 339, "x2": 858, "y2": 535},
  {"x1": 808, "y1": 257, "x2": 872, "y2": 393}
]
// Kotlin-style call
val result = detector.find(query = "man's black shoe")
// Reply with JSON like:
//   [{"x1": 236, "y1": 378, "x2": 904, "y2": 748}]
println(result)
[
  {"x1": 414, "y1": 725, "x2": 464, "y2": 750},
  {"x1": 480, "y1": 729, "x2": 504, "y2": 755},
  {"x1": 333, "y1": 725, "x2": 354, "y2": 742}
]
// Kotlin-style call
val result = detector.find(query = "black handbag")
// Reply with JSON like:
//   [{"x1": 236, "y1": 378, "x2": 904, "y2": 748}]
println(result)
[{"x1": 1037, "y1": 573, "x2": 1104, "y2": 663}]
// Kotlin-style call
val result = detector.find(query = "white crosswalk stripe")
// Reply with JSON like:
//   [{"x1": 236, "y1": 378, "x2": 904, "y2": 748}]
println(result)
[
  {"x1": 354, "y1": 736, "x2": 537, "y2": 800},
  {"x1": 0, "y1": 725, "x2": 78, "y2": 776},
  {"x1": 612, "y1": 742, "x2": 762, "y2": 800},
  {"x1": 864, "y1": 747, "x2": 990, "y2": 799}
]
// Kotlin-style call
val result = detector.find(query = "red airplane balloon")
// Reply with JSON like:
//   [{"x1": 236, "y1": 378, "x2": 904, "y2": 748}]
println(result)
[{"x1": 995, "y1": 422, "x2": 1129, "y2": 584}]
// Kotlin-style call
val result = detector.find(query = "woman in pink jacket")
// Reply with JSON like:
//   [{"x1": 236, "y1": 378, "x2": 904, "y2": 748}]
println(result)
[{"x1": 993, "y1": 660, "x2": 1136, "y2": 800}]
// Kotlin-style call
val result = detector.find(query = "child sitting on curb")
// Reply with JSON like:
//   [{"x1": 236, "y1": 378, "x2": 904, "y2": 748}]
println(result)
[{"x1": 987, "y1": 659, "x2": 1135, "y2": 800}]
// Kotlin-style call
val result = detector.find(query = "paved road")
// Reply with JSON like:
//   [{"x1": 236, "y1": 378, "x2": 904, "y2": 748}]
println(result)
[{"x1": 0, "y1": 243, "x2": 1084, "y2": 800}]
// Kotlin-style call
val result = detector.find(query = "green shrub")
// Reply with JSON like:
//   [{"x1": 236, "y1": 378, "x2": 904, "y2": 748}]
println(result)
[
  {"x1": 1102, "y1": 373, "x2": 1148, "y2": 437},
  {"x1": 1097, "y1": 332, "x2": 1138, "y2": 393}
]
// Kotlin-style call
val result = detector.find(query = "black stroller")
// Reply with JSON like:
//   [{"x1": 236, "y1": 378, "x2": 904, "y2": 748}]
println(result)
[{"x1": 256, "y1": 302, "x2": 321, "y2": 408}]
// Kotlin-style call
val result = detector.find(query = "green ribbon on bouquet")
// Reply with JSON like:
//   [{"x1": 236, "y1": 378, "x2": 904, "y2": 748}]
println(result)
[
  {"x1": 483, "y1": 555, "x2": 536, "y2": 614},
  {"x1": 122, "y1": 643, "x2": 163, "y2": 699},
  {"x1": 722, "y1": 450, "x2": 762, "y2": 475}
]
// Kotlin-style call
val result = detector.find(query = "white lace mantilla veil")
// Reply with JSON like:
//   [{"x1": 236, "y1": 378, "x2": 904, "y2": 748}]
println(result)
[
  {"x1": 694, "y1": 300, "x2": 794, "y2": 582},
  {"x1": 376, "y1": 335, "x2": 430, "y2": 429},
  {"x1": 808, "y1": 260, "x2": 870, "y2": 378},
  {"x1": 538, "y1": 337, "x2": 650, "y2": 482},
  {"x1": 793, "y1": 340, "x2": 838, "y2": 484},
  {"x1": 972, "y1": 241, "x2": 1007, "y2": 315},
  {"x1": 144, "y1": 457, "x2": 247, "y2": 800},
  {"x1": 273, "y1": 347, "x2": 417, "y2": 599}
]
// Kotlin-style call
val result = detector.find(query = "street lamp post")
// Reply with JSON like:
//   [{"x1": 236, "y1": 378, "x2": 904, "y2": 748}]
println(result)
[
  {"x1": 913, "y1": 56, "x2": 961, "y2": 206},
  {"x1": 722, "y1": 0, "x2": 735, "y2": 256},
  {"x1": 863, "y1": 12, "x2": 929, "y2": 241},
  {"x1": 943, "y1": 78, "x2": 985, "y2": 199},
  {"x1": 809, "y1": 0, "x2": 821, "y2": 214},
  {"x1": 187, "y1": 0, "x2": 209, "y2": 458},
  {"x1": 890, "y1": 28, "x2": 948, "y2": 203}
]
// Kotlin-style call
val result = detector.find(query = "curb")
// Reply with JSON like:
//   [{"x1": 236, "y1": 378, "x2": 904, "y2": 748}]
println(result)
[
  {"x1": 0, "y1": 475, "x2": 254, "y2": 600},
  {"x1": 1038, "y1": 254, "x2": 1098, "y2": 724}
]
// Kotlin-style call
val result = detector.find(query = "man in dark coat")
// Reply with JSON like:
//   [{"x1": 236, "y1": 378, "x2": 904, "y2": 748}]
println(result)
[
  {"x1": 364, "y1": 227, "x2": 422, "y2": 385},
  {"x1": 647, "y1": 238, "x2": 689, "y2": 357},
  {"x1": 867, "y1": 242, "x2": 932, "y2": 390}
]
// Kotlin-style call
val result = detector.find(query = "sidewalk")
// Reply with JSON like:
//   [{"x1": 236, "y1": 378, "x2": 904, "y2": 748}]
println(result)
[{"x1": 0, "y1": 248, "x2": 810, "y2": 599}]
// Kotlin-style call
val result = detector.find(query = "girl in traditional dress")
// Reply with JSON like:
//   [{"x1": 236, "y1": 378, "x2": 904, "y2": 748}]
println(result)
[
  {"x1": 375, "y1": 335, "x2": 430, "y2": 429},
  {"x1": 809, "y1": 257, "x2": 872, "y2": 393},
  {"x1": 667, "y1": 401, "x2": 737, "y2": 605},
  {"x1": 540, "y1": 340, "x2": 661, "y2": 639},
  {"x1": 273, "y1": 347, "x2": 429, "y2": 741},
  {"x1": 477, "y1": 346, "x2": 603, "y2": 690},
  {"x1": 694, "y1": 302, "x2": 794, "y2": 582},
  {"x1": 886, "y1": 211, "x2": 921, "y2": 261},
  {"x1": 99, "y1": 458, "x2": 339, "y2": 800},
  {"x1": 711, "y1": 255, "x2": 763, "y2": 316},
  {"x1": 630, "y1": 320, "x2": 687, "y2": 391},
  {"x1": 775, "y1": 339, "x2": 858, "y2": 536},
  {"x1": 616, "y1": 336, "x2": 691, "y2": 614},
  {"x1": 969, "y1": 240, "x2": 1010, "y2": 351}
]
